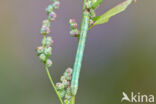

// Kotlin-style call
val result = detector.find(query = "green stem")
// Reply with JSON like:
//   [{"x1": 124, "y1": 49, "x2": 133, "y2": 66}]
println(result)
[
  {"x1": 42, "y1": 36, "x2": 46, "y2": 48},
  {"x1": 45, "y1": 66, "x2": 64, "y2": 104},
  {"x1": 71, "y1": 96, "x2": 75, "y2": 104}
]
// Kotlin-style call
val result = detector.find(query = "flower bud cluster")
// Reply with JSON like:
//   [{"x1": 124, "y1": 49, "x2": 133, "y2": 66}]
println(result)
[
  {"x1": 64, "y1": 87, "x2": 72, "y2": 104},
  {"x1": 37, "y1": 0, "x2": 60, "y2": 68},
  {"x1": 41, "y1": 0, "x2": 60, "y2": 35},
  {"x1": 46, "y1": 1, "x2": 60, "y2": 14},
  {"x1": 37, "y1": 37, "x2": 54, "y2": 67},
  {"x1": 89, "y1": 9, "x2": 96, "y2": 25},
  {"x1": 55, "y1": 68, "x2": 73, "y2": 103},
  {"x1": 69, "y1": 19, "x2": 80, "y2": 37},
  {"x1": 40, "y1": 20, "x2": 51, "y2": 35},
  {"x1": 85, "y1": 0, "x2": 98, "y2": 26}
]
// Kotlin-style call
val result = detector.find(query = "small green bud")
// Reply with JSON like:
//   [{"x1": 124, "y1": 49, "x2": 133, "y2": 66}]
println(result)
[
  {"x1": 89, "y1": 19, "x2": 94, "y2": 25},
  {"x1": 46, "y1": 4, "x2": 54, "y2": 14},
  {"x1": 66, "y1": 68, "x2": 72, "y2": 74},
  {"x1": 45, "y1": 36, "x2": 54, "y2": 46},
  {"x1": 53, "y1": 1, "x2": 60, "y2": 9},
  {"x1": 36, "y1": 46, "x2": 44, "y2": 55},
  {"x1": 70, "y1": 29, "x2": 80, "y2": 37},
  {"x1": 41, "y1": 20, "x2": 51, "y2": 35},
  {"x1": 66, "y1": 87, "x2": 71, "y2": 94},
  {"x1": 69, "y1": 19, "x2": 78, "y2": 29},
  {"x1": 63, "y1": 72, "x2": 68, "y2": 79},
  {"x1": 62, "y1": 79, "x2": 68, "y2": 87},
  {"x1": 56, "y1": 82, "x2": 61, "y2": 87},
  {"x1": 44, "y1": 47, "x2": 52, "y2": 56},
  {"x1": 66, "y1": 74, "x2": 72, "y2": 80},
  {"x1": 64, "y1": 99, "x2": 71, "y2": 104},
  {"x1": 40, "y1": 25, "x2": 51, "y2": 35},
  {"x1": 42, "y1": 20, "x2": 51, "y2": 27},
  {"x1": 56, "y1": 82, "x2": 64, "y2": 89},
  {"x1": 63, "y1": 72, "x2": 72, "y2": 81},
  {"x1": 39, "y1": 54, "x2": 46, "y2": 62},
  {"x1": 46, "y1": 59, "x2": 52, "y2": 67},
  {"x1": 48, "y1": 12, "x2": 56, "y2": 21},
  {"x1": 65, "y1": 94, "x2": 71, "y2": 99},
  {"x1": 69, "y1": 19, "x2": 76, "y2": 24},
  {"x1": 90, "y1": 9, "x2": 96, "y2": 19},
  {"x1": 59, "y1": 90, "x2": 66, "y2": 98},
  {"x1": 60, "y1": 76, "x2": 66, "y2": 82},
  {"x1": 70, "y1": 23, "x2": 78, "y2": 29}
]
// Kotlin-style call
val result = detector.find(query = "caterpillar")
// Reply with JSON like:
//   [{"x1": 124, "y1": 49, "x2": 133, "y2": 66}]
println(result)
[{"x1": 71, "y1": 10, "x2": 90, "y2": 96}]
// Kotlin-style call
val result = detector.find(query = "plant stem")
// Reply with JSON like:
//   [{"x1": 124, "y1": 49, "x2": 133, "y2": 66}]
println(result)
[
  {"x1": 71, "y1": 0, "x2": 89, "y2": 100},
  {"x1": 45, "y1": 66, "x2": 64, "y2": 104},
  {"x1": 71, "y1": 96, "x2": 75, "y2": 104}
]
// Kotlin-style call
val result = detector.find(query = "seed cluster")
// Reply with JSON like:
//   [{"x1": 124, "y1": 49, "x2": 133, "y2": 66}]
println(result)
[
  {"x1": 69, "y1": 19, "x2": 80, "y2": 37},
  {"x1": 56, "y1": 68, "x2": 73, "y2": 104},
  {"x1": 37, "y1": 0, "x2": 60, "y2": 67},
  {"x1": 69, "y1": 0, "x2": 100, "y2": 38},
  {"x1": 37, "y1": 37, "x2": 54, "y2": 67},
  {"x1": 86, "y1": 0, "x2": 102, "y2": 26}
]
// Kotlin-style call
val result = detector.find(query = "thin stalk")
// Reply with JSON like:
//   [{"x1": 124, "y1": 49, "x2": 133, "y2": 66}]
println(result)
[
  {"x1": 71, "y1": 96, "x2": 75, "y2": 104},
  {"x1": 42, "y1": 36, "x2": 46, "y2": 47},
  {"x1": 45, "y1": 66, "x2": 64, "y2": 104},
  {"x1": 71, "y1": 0, "x2": 90, "y2": 100}
]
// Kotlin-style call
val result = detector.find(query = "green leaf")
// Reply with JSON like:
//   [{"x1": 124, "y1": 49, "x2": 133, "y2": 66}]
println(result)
[
  {"x1": 90, "y1": 0, "x2": 133, "y2": 29},
  {"x1": 91, "y1": 0, "x2": 103, "y2": 9}
]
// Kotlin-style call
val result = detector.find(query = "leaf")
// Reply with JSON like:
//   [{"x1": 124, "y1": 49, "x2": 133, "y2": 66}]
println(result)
[
  {"x1": 91, "y1": 0, "x2": 103, "y2": 9},
  {"x1": 90, "y1": 0, "x2": 133, "y2": 29}
]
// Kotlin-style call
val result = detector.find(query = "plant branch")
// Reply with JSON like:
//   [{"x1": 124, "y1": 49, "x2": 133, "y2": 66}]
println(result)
[
  {"x1": 71, "y1": 96, "x2": 75, "y2": 104},
  {"x1": 45, "y1": 66, "x2": 64, "y2": 104}
]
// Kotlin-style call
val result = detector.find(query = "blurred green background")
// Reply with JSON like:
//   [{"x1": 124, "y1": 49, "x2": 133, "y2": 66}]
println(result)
[{"x1": 0, "y1": 0, "x2": 156, "y2": 104}]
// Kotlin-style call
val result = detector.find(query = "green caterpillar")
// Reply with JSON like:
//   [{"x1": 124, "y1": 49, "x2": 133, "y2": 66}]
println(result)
[
  {"x1": 71, "y1": 0, "x2": 102, "y2": 97},
  {"x1": 71, "y1": 10, "x2": 90, "y2": 96}
]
